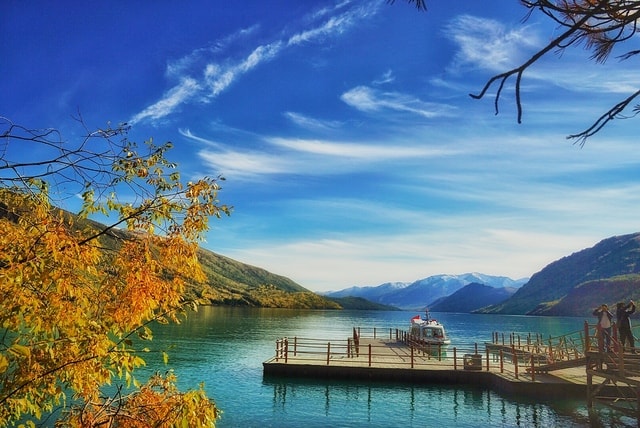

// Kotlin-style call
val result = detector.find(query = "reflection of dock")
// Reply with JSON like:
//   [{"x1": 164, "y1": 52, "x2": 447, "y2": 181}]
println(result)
[{"x1": 263, "y1": 323, "x2": 640, "y2": 423}]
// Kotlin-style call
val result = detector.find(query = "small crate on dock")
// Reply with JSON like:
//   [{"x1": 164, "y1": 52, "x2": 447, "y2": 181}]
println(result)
[{"x1": 464, "y1": 354, "x2": 482, "y2": 371}]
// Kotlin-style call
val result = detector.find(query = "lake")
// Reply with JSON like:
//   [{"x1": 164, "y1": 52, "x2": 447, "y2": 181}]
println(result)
[{"x1": 139, "y1": 307, "x2": 627, "y2": 427}]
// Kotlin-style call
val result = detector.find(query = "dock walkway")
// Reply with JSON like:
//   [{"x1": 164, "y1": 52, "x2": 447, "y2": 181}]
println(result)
[{"x1": 263, "y1": 336, "x2": 599, "y2": 399}]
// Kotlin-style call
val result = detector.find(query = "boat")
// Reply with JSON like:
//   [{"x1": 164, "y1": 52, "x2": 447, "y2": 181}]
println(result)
[{"x1": 409, "y1": 309, "x2": 451, "y2": 346}]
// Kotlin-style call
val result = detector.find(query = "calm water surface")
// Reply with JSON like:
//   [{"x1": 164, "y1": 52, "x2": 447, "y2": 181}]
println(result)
[{"x1": 139, "y1": 307, "x2": 631, "y2": 427}]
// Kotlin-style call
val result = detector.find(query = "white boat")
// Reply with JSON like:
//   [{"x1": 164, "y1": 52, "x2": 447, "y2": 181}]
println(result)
[{"x1": 409, "y1": 309, "x2": 451, "y2": 346}]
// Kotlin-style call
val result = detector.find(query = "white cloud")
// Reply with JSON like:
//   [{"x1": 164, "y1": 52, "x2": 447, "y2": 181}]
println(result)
[
  {"x1": 129, "y1": 78, "x2": 201, "y2": 124},
  {"x1": 130, "y1": 2, "x2": 383, "y2": 125},
  {"x1": 267, "y1": 137, "x2": 455, "y2": 159},
  {"x1": 341, "y1": 86, "x2": 457, "y2": 118},
  {"x1": 284, "y1": 111, "x2": 344, "y2": 130},
  {"x1": 445, "y1": 15, "x2": 539, "y2": 73}
]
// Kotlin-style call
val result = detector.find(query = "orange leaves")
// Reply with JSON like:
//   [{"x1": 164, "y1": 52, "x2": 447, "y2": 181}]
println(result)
[
  {"x1": 0, "y1": 124, "x2": 226, "y2": 426},
  {"x1": 65, "y1": 372, "x2": 219, "y2": 427}
]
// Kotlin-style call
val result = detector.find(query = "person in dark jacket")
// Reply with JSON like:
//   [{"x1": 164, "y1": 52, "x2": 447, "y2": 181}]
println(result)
[
  {"x1": 593, "y1": 304, "x2": 613, "y2": 352},
  {"x1": 616, "y1": 300, "x2": 636, "y2": 353}
]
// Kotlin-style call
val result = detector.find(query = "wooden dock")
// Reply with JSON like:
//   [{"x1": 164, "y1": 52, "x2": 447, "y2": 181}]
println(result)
[{"x1": 263, "y1": 336, "x2": 604, "y2": 399}]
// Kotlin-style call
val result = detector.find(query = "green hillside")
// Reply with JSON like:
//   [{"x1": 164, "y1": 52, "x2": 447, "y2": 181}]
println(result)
[
  {"x1": 62, "y1": 210, "x2": 341, "y2": 309},
  {"x1": 479, "y1": 232, "x2": 640, "y2": 315},
  {"x1": 192, "y1": 248, "x2": 341, "y2": 309}
]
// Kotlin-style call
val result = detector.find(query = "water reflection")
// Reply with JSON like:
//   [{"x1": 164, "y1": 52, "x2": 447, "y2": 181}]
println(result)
[{"x1": 265, "y1": 378, "x2": 591, "y2": 427}]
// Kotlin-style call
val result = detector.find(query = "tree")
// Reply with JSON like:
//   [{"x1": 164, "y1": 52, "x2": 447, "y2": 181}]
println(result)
[
  {"x1": 395, "y1": 0, "x2": 640, "y2": 144},
  {"x1": 0, "y1": 117, "x2": 231, "y2": 427}
]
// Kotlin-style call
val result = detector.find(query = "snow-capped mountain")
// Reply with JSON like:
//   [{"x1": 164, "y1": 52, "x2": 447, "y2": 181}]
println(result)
[{"x1": 324, "y1": 273, "x2": 528, "y2": 310}]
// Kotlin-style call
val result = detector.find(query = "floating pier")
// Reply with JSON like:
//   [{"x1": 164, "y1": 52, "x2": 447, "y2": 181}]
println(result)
[{"x1": 263, "y1": 323, "x2": 640, "y2": 408}]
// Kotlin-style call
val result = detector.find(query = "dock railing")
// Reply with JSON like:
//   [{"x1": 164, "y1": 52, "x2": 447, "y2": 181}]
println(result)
[
  {"x1": 271, "y1": 323, "x2": 640, "y2": 380},
  {"x1": 270, "y1": 327, "x2": 584, "y2": 381}
]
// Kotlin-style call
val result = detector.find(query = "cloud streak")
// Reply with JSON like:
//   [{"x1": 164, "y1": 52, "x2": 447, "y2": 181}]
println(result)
[
  {"x1": 341, "y1": 86, "x2": 458, "y2": 119},
  {"x1": 130, "y1": 2, "x2": 383, "y2": 125}
]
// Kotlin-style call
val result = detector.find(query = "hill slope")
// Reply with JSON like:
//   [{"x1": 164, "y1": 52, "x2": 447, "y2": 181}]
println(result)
[
  {"x1": 429, "y1": 283, "x2": 516, "y2": 313},
  {"x1": 479, "y1": 232, "x2": 640, "y2": 315}
]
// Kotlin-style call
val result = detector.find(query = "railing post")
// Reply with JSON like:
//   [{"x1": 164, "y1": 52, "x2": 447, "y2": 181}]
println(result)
[
  {"x1": 530, "y1": 355, "x2": 535, "y2": 382},
  {"x1": 373, "y1": 327, "x2": 377, "y2": 339},
  {"x1": 584, "y1": 320, "x2": 590, "y2": 351},
  {"x1": 294, "y1": 336, "x2": 298, "y2": 357},
  {"x1": 347, "y1": 338, "x2": 351, "y2": 358},
  {"x1": 411, "y1": 346, "x2": 414, "y2": 368},
  {"x1": 285, "y1": 338, "x2": 289, "y2": 364},
  {"x1": 368, "y1": 343, "x2": 372, "y2": 367},
  {"x1": 513, "y1": 345, "x2": 519, "y2": 379},
  {"x1": 326, "y1": 342, "x2": 331, "y2": 365},
  {"x1": 500, "y1": 349, "x2": 504, "y2": 373},
  {"x1": 454, "y1": 347, "x2": 457, "y2": 370},
  {"x1": 485, "y1": 347, "x2": 490, "y2": 371}
]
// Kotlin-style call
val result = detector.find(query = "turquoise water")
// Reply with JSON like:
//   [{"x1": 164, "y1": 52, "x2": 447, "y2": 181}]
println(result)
[{"x1": 140, "y1": 307, "x2": 627, "y2": 427}]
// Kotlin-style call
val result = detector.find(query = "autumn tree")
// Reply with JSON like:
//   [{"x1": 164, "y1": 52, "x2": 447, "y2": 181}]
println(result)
[
  {"x1": 395, "y1": 0, "x2": 640, "y2": 144},
  {"x1": 0, "y1": 117, "x2": 230, "y2": 427}
]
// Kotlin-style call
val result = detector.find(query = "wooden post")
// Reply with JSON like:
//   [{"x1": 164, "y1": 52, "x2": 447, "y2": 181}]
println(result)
[
  {"x1": 285, "y1": 339, "x2": 289, "y2": 364},
  {"x1": 584, "y1": 321, "x2": 590, "y2": 351},
  {"x1": 475, "y1": 343, "x2": 478, "y2": 354},
  {"x1": 453, "y1": 347, "x2": 457, "y2": 370},
  {"x1": 326, "y1": 342, "x2": 331, "y2": 365},
  {"x1": 347, "y1": 338, "x2": 351, "y2": 358},
  {"x1": 374, "y1": 327, "x2": 377, "y2": 339},
  {"x1": 530, "y1": 355, "x2": 535, "y2": 382},
  {"x1": 294, "y1": 336, "x2": 298, "y2": 357},
  {"x1": 411, "y1": 346, "x2": 414, "y2": 369},
  {"x1": 485, "y1": 347, "x2": 490, "y2": 371},
  {"x1": 513, "y1": 346, "x2": 519, "y2": 379},
  {"x1": 501, "y1": 333, "x2": 505, "y2": 346},
  {"x1": 368, "y1": 343, "x2": 372, "y2": 367},
  {"x1": 500, "y1": 350, "x2": 504, "y2": 373}
]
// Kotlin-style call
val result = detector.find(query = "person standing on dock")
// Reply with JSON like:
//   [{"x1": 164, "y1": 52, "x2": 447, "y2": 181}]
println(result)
[
  {"x1": 616, "y1": 300, "x2": 636, "y2": 353},
  {"x1": 593, "y1": 304, "x2": 613, "y2": 352}
]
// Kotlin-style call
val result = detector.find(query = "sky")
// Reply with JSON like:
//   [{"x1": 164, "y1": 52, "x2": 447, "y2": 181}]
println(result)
[{"x1": 3, "y1": 1, "x2": 640, "y2": 292}]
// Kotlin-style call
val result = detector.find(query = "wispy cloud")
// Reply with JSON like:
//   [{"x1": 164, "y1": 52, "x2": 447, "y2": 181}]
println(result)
[
  {"x1": 284, "y1": 111, "x2": 344, "y2": 131},
  {"x1": 341, "y1": 85, "x2": 458, "y2": 118},
  {"x1": 130, "y1": 2, "x2": 382, "y2": 125},
  {"x1": 267, "y1": 137, "x2": 455, "y2": 159},
  {"x1": 129, "y1": 78, "x2": 201, "y2": 124},
  {"x1": 181, "y1": 129, "x2": 456, "y2": 180},
  {"x1": 445, "y1": 15, "x2": 539, "y2": 73}
]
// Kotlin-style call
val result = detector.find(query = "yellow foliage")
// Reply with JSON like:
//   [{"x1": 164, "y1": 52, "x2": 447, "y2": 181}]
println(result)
[{"x1": 0, "y1": 126, "x2": 230, "y2": 427}]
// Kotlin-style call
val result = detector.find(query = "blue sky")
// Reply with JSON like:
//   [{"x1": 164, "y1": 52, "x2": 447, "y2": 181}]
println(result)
[{"x1": 3, "y1": 1, "x2": 640, "y2": 292}]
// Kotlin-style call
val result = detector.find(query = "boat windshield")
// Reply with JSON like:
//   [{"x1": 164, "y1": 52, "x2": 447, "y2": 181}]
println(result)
[{"x1": 412, "y1": 326, "x2": 445, "y2": 338}]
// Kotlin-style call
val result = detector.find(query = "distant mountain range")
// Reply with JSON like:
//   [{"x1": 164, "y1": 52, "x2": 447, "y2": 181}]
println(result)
[
  {"x1": 68, "y1": 203, "x2": 640, "y2": 315},
  {"x1": 325, "y1": 232, "x2": 640, "y2": 317},
  {"x1": 324, "y1": 273, "x2": 528, "y2": 310}
]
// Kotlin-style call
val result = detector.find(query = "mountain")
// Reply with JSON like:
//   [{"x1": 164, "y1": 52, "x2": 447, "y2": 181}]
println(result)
[
  {"x1": 325, "y1": 273, "x2": 527, "y2": 310},
  {"x1": 429, "y1": 283, "x2": 517, "y2": 313},
  {"x1": 324, "y1": 296, "x2": 400, "y2": 311},
  {"x1": 50, "y1": 208, "x2": 343, "y2": 310},
  {"x1": 194, "y1": 248, "x2": 341, "y2": 309},
  {"x1": 478, "y1": 232, "x2": 640, "y2": 315}
]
